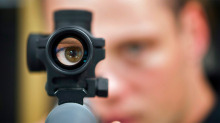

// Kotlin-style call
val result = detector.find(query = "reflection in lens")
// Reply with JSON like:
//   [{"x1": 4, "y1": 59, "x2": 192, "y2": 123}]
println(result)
[{"x1": 56, "y1": 37, "x2": 84, "y2": 66}]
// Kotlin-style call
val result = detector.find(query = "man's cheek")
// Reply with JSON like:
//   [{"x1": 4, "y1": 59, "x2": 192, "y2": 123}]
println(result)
[
  {"x1": 111, "y1": 50, "x2": 169, "y2": 85},
  {"x1": 135, "y1": 49, "x2": 184, "y2": 90}
]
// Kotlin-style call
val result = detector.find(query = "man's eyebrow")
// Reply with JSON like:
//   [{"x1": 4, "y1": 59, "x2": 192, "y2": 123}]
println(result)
[
  {"x1": 113, "y1": 30, "x2": 159, "y2": 45},
  {"x1": 59, "y1": 38, "x2": 82, "y2": 45}
]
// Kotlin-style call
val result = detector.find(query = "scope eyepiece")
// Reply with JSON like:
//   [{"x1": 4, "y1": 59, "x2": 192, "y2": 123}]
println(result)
[{"x1": 46, "y1": 27, "x2": 93, "y2": 74}]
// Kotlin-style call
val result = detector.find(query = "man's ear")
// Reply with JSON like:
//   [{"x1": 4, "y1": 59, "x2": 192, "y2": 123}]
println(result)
[{"x1": 179, "y1": 1, "x2": 210, "y2": 63}]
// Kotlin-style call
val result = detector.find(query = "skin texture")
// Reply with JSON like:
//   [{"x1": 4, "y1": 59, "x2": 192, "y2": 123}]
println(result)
[{"x1": 43, "y1": 0, "x2": 215, "y2": 123}]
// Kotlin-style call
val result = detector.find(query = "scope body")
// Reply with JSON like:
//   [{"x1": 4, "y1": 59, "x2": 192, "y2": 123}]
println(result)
[
  {"x1": 27, "y1": 10, "x2": 108, "y2": 101},
  {"x1": 27, "y1": 10, "x2": 107, "y2": 123}
]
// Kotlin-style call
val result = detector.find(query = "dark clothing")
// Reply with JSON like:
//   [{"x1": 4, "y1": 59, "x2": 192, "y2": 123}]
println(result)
[
  {"x1": 204, "y1": 96, "x2": 220, "y2": 122},
  {"x1": 204, "y1": 74, "x2": 220, "y2": 122}
]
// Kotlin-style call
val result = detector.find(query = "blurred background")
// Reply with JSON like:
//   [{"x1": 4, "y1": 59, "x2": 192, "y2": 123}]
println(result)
[{"x1": 0, "y1": 0, "x2": 219, "y2": 123}]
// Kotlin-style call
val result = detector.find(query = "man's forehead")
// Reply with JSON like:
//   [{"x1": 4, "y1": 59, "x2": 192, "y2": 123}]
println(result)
[
  {"x1": 44, "y1": 0, "x2": 171, "y2": 42},
  {"x1": 91, "y1": 1, "x2": 160, "y2": 25},
  {"x1": 44, "y1": 0, "x2": 165, "y2": 30},
  {"x1": 90, "y1": 0, "x2": 165, "y2": 38},
  {"x1": 44, "y1": 0, "x2": 163, "y2": 10}
]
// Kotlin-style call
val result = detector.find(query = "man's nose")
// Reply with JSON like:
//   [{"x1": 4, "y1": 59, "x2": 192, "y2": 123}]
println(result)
[{"x1": 95, "y1": 60, "x2": 130, "y2": 103}]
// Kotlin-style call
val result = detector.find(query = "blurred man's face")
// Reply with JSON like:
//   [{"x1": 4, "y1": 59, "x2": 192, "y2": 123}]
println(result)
[
  {"x1": 45, "y1": 0, "x2": 202, "y2": 122},
  {"x1": 91, "y1": 1, "x2": 192, "y2": 123}
]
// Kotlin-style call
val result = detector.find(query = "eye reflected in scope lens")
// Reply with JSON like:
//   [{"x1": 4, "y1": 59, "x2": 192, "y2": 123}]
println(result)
[{"x1": 56, "y1": 37, "x2": 84, "y2": 66}]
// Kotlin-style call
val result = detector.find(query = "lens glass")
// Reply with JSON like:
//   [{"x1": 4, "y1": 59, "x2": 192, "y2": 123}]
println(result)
[{"x1": 56, "y1": 37, "x2": 84, "y2": 66}]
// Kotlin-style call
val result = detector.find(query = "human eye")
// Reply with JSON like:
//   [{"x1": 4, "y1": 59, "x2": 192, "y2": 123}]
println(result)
[
  {"x1": 125, "y1": 43, "x2": 144, "y2": 56},
  {"x1": 118, "y1": 42, "x2": 146, "y2": 64},
  {"x1": 56, "y1": 38, "x2": 84, "y2": 66}
]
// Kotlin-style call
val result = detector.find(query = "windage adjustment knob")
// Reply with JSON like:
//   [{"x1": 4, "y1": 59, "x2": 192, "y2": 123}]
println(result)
[{"x1": 96, "y1": 78, "x2": 108, "y2": 97}]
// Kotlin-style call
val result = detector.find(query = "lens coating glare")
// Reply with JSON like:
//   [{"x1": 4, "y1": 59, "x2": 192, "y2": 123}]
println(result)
[{"x1": 56, "y1": 37, "x2": 84, "y2": 66}]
